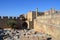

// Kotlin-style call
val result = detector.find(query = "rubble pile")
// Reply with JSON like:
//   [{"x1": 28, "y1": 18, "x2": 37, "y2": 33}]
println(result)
[{"x1": 0, "y1": 29, "x2": 52, "y2": 40}]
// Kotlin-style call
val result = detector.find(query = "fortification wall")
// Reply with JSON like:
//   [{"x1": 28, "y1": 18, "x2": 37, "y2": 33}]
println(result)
[
  {"x1": 0, "y1": 16, "x2": 20, "y2": 28},
  {"x1": 0, "y1": 16, "x2": 17, "y2": 20},
  {"x1": 34, "y1": 14, "x2": 60, "y2": 40}
]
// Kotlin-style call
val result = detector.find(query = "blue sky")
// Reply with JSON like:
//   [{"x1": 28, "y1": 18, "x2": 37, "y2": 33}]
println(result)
[{"x1": 0, "y1": 0, "x2": 60, "y2": 16}]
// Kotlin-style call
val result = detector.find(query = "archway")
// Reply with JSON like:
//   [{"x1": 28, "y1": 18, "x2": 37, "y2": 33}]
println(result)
[
  {"x1": 47, "y1": 37, "x2": 52, "y2": 40},
  {"x1": 22, "y1": 22, "x2": 28, "y2": 29}
]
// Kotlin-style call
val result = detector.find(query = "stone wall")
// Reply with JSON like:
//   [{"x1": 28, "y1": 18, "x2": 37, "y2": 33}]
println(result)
[
  {"x1": 34, "y1": 14, "x2": 60, "y2": 40},
  {"x1": 0, "y1": 16, "x2": 25, "y2": 28}
]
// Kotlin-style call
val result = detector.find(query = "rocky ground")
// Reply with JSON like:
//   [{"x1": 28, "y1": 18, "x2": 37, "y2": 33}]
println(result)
[{"x1": 0, "y1": 29, "x2": 52, "y2": 40}]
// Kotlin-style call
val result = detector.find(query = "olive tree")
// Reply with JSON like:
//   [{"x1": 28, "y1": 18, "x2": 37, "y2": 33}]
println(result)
[{"x1": 6, "y1": 20, "x2": 17, "y2": 29}]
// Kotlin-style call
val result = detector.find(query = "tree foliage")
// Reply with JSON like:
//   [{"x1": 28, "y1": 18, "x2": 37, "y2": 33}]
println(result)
[{"x1": 6, "y1": 20, "x2": 17, "y2": 29}]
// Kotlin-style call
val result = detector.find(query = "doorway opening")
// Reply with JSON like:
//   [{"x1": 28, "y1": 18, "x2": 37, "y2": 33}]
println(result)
[{"x1": 22, "y1": 22, "x2": 28, "y2": 29}]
